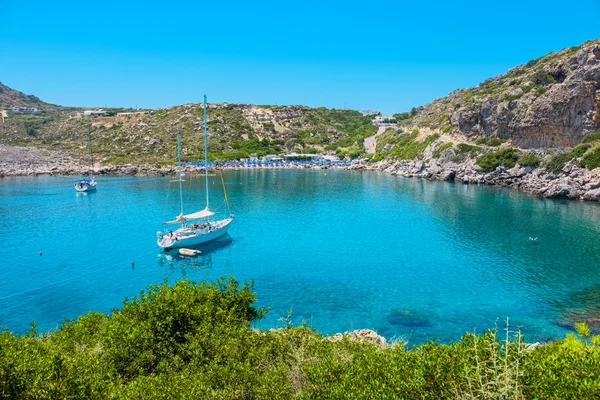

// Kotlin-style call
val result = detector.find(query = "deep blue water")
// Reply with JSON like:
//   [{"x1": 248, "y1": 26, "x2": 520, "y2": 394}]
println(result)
[{"x1": 1, "y1": 170, "x2": 600, "y2": 344}]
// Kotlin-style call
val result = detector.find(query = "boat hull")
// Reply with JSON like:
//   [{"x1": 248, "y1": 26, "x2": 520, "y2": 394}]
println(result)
[
  {"x1": 75, "y1": 182, "x2": 97, "y2": 192},
  {"x1": 158, "y1": 218, "x2": 232, "y2": 249}
]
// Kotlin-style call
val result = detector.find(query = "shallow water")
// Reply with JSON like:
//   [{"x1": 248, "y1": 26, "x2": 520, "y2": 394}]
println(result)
[{"x1": 1, "y1": 170, "x2": 600, "y2": 344}]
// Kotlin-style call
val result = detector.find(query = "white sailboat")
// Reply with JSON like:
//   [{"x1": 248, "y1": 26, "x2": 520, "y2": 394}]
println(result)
[
  {"x1": 75, "y1": 121, "x2": 97, "y2": 192},
  {"x1": 157, "y1": 95, "x2": 233, "y2": 250}
]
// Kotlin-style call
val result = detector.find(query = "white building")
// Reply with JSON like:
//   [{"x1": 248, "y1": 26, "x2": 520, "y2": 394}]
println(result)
[
  {"x1": 372, "y1": 115, "x2": 396, "y2": 126},
  {"x1": 83, "y1": 109, "x2": 106, "y2": 117},
  {"x1": 11, "y1": 107, "x2": 39, "y2": 113},
  {"x1": 263, "y1": 154, "x2": 284, "y2": 162}
]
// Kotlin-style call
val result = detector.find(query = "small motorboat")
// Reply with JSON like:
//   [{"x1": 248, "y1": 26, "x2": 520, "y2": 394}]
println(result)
[{"x1": 179, "y1": 248, "x2": 201, "y2": 256}]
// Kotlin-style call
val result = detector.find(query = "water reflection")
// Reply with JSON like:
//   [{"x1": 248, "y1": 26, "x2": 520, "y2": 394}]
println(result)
[{"x1": 157, "y1": 236, "x2": 234, "y2": 277}]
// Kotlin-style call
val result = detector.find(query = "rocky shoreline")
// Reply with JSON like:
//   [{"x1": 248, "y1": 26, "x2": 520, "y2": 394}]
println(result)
[
  {"x1": 3, "y1": 144, "x2": 600, "y2": 203},
  {"x1": 368, "y1": 147, "x2": 600, "y2": 202}
]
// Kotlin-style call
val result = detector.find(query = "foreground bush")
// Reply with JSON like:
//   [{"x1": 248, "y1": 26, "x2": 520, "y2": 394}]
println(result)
[{"x1": 2, "y1": 278, "x2": 600, "y2": 399}]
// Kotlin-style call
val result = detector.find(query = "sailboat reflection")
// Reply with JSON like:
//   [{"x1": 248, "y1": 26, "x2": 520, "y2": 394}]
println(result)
[{"x1": 157, "y1": 236, "x2": 234, "y2": 273}]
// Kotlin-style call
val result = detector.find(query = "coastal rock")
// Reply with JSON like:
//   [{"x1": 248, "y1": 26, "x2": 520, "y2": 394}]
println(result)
[
  {"x1": 583, "y1": 188, "x2": 600, "y2": 201},
  {"x1": 326, "y1": 329, "x2": 390, "y2": 348},
  {"x1": 409, "y1": 41, "x2": 600, "y2": 148}
]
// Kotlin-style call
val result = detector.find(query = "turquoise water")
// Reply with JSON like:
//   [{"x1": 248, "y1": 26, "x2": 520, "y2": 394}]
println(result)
[{"x1": 2, "y1": 170, "x2": 600, "y2": 344}]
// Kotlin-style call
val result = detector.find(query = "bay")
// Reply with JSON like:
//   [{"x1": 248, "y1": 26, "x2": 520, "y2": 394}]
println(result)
[{"x1": 1, "y1": 169, "x2": 600, "y2": 344}]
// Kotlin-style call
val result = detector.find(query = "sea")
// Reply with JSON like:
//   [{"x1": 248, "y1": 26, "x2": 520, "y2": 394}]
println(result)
[{"x1": 1, "y1": 169, "x2": 600, "y2": 344}]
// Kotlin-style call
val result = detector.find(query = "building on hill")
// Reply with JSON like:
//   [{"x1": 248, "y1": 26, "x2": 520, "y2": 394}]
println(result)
[
  {"x1": 83, "y1": 109, "x2": 106, "y2": 117},
  {"x1": 372, "y1": 115, "x2": 397, "y2": 126},
  {"x1": 10, "y1": 107, "x2": 39, "y2": 113}
]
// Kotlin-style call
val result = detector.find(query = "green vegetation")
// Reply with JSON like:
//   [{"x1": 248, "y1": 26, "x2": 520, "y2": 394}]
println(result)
[
  {"x1": 378, "y1": 132, "x2": 439, "y2": 160},
  {"x1": 546, "y1": 143, "x2": 592, "y2": 173},
  {"x1": 582, "y1": 128, "x2": 600, "y2": 144},
  {"x1": 518, "y1": 153, "x2": 542, "y2": 167},
  {"x1": 2, "y1": 278, "x2": 600, "y2": 398},
  {"x1": 504, "y1": 93, "x2": 523, "y2": 102},
  {"x1": 433, "y1": 142, "x2": 453, "y2": 158},
  {"x1": 581, "y1": 145, "x2": 600, "y2": 170},
  {"x1": 392, "y1": 112, "x2": 412, "y2": 121},
  {"x1": 453, "y1": 143, "x2": 482, "y2": 163},
  {"x1": 474, "y1": 137, "x2": 505, "y2": 147},
  {"x1": 532, "y1": 69, "x2": 556, "y2": 86},
  {"x1": 476, "y1": 148, "x2": 519, "y2": 172}
]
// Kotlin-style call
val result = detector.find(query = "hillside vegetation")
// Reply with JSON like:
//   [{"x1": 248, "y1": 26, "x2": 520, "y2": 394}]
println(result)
[
  {"x1": 0, "y1": 103, "x2": 376, "y2": 164},
  {"x1": 1, "y1": 277, "x2": 600, "y2": 399}
]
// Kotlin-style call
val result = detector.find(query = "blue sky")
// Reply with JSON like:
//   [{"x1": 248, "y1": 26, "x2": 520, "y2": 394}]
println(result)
[{"x1": 1, "y1": 0, "x2": 598, "y2": 114}]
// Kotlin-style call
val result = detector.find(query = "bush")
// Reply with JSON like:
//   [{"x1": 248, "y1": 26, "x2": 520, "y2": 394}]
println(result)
[
  {"x1": 546, "y1": 152, "x2": 574, "y2": 174},
  {"x1": 581, "y1": 129, "x2": 600, "y2": 144},
  {"x1": 346, "y1": 147, "x2": 364, "y2": 159},
  {"x1": 453, "y1": 143, "x2": 482, "y2": 163},
  {"x1": 532, "y1": 69, "x2": 555, "y2": 86},
  {"x1": 476, "y1": 148, "x2": 519, "y2": 172},
  {"x1": 3, "y1": 279, "x2": 600, "y2": 397},
  {"x1": 518, "y1": 153, "x2": 542, "y2": 167},
  {"x1": 581, "y1": 145, "x2": 600, "y2": 170},
  {"x1": 387, "y1": 133, "x2": 438, "y2": 160},
  {"x1": 474, "y1": 137, "x2": 505, "y2": 147}
]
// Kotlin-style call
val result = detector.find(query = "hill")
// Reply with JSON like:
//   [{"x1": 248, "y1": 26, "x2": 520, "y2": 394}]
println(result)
[
  {"x1": 0, "y1": 100, "x2": 376, "y2": 164},
  {"x1": 399, "y1": 38, "x2": 600, "y2": 149},
  {"x1": 0, "y1": 82, "x2": 61, "y2": 111}
]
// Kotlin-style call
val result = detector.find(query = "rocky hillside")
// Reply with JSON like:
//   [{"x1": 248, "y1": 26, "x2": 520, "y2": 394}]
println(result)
[
  {"x1": 0, "y1": 100, "x2": 376, "y2": 164},
  {"x1": 0, "y1": 82, "x2": 62, "y2": 111},
  {"x1": 403, "y1": 39, "x2": 600, "y2": 149}
]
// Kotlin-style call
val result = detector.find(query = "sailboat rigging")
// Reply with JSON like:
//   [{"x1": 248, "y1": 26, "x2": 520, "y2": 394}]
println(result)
[
  {"x1": 157, "y1": 95, "x2": 233, "y2": 250},
  {"x1": 75, "y1": 120, "x2": 97, "y2": 192}
]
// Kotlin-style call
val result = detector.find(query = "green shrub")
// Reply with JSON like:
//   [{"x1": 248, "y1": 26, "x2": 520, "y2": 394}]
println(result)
[
  {"x1": 546, "y1": 152, "x2": 574, "y2": 174},
  {"x1": 347, "y1": 147, "x2": 364, "y2": 159},
  {"x1": 504, "y1": 93, "x2": 523, "y2": 102},
  {"x1": 581, "y1": 145, "x2": 600, "y2": 170},
  {"x1": 518, "y1": 153, "x2": 542, "y2": 167},
  {"x1": 532, "y1": 69, "x2": 555, "y2": 86},
  {"x1": 476, "y1": 148, "x2": 519, "y2": 172},
  {"x1": 475, "y1": 137, "x2": 505, "y2": 147},
  {"x1": 4, "y1": 278, "x2": 600, "y2": 397},
  {"x1": 454, "y1": 143, "x2": 482, "y2": 163},
  {"x1": 581, "y1": 129, "x2": 600, "y2": 144},
  {"x1": 572, "y1": 143, "x2": 591, "y2": 157},
  {"x1": 441, "y1": 124, "x2": 451, "y2": 133},
  {"x1": 387, "y1": 133, "x2": 438, "y2": 160}
]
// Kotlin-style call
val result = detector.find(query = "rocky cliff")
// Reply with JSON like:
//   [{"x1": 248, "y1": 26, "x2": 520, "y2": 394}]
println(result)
[{"x1": 407, "y1": 39, "x2": 600, "y2": 148}]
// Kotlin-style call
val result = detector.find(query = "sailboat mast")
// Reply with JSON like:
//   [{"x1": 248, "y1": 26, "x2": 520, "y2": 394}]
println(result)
[
  {"x1": 177, "y1": 132, "x2": 184, "y2": 225},
  {"x1": 87, "y1": 120, "x2": 92, "y2": 178},
  {"x1": 203, "y1": 95, "x2": 209, "y2": 209}
]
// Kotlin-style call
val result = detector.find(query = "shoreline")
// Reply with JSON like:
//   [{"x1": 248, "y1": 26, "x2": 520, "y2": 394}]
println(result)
[{"x1": 2, "y1": 143, "x2": 600, "y2": 202}]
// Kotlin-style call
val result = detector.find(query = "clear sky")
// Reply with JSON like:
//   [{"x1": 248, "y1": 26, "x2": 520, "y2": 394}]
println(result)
[{"x1": 1, "y1": 0, "x2": 598, "y2": 114}]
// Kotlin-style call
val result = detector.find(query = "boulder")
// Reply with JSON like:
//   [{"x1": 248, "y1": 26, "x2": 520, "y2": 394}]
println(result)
[{"x1": 583, "y1": 188, "x2": 600, "y2": 201}]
